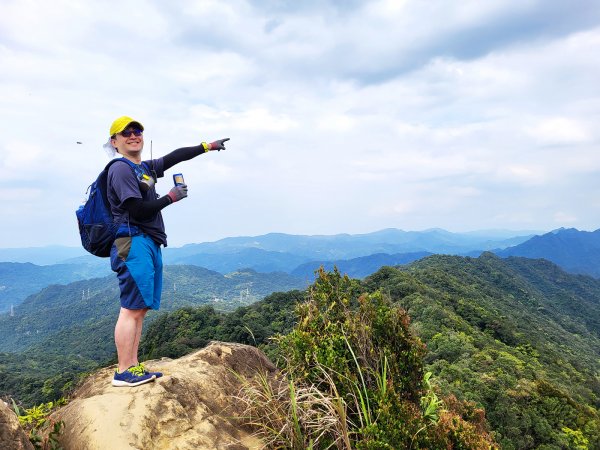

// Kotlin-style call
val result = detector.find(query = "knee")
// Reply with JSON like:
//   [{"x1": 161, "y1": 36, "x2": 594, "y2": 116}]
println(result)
[{"x1": 120, "y1": 307, "x2": 149, "y2": 321}]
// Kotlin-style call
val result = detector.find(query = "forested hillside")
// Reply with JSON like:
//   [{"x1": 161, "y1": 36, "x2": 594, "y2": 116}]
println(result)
[
  {"x1": 0, "y1": 266, "x2": 307, "y2": 406},
  {"x1": 0, "y1": 266, "x2": 306, "y2": 352},
  {"x1": 3, "y1": 253, "x2": 599, "y2": 447},
  {"x1": 140, "y1": 254, "x2": 600, "y2": 448},
  {"x1": 368, "y1": 254, "x2": 600, "y2": 448},
  {"x1": 0, "y1": 262, "x2": 109, "y2": 312}
]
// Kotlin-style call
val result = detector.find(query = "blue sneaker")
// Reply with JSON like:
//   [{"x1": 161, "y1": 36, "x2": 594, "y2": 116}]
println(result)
[
  {"x1": 137, "y1": 362, "x2": 163, "y2": 378},
  {"x1": 112, "y1": 365, "x2": 156, "y2": 387}
]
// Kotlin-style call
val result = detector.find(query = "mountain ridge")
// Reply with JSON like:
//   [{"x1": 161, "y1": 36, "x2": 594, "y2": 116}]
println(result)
[
  {"x1": 0, "y1": 228, "x2": 540, "y2": 265},
  {"x1": 496, "y1": 227, "x2": 600, "y2": 277}
]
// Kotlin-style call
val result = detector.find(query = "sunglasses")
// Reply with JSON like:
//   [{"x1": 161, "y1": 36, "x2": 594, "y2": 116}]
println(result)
[{"x1": 118, "y1": 128, "x2": 143, "y2": 138}]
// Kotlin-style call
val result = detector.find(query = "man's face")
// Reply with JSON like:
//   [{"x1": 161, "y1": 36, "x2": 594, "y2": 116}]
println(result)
[{"x1": 111, "y1": 126, "x2": 144, "y2": 154}]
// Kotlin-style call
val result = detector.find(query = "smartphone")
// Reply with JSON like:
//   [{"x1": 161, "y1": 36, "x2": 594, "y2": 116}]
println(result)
[{"x1": 173, "y1": 173, "x2": 185, "y2": 186}]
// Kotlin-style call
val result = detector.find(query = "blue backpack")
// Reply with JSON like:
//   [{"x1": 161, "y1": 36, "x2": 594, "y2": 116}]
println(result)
[{"x1": 76, "y1": 158, "x2": 144, "y2": 257}]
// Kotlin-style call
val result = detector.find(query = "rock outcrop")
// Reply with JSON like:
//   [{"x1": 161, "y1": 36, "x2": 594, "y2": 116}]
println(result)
[
  {"x1": 0, "y1": 400, "x2": 34, "y2": 450},
  {"x1": 52, "y1": 342, "x2": 274, "y2": 449}
]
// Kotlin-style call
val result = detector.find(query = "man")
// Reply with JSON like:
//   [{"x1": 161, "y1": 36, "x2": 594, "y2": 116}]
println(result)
[{"x1": 105, "y1": 116, "x2": 229, "y2": 387}]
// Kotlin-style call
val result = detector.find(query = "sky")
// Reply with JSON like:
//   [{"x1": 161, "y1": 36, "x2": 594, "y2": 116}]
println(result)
[{"x1": 1, "y1": 0, "x2": 600, "y2": 248}]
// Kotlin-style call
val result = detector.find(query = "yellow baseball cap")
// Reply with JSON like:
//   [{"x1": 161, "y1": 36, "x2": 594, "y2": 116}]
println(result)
[{"x1": 109, "y1": 116, "x2": 144, "y2": 136}]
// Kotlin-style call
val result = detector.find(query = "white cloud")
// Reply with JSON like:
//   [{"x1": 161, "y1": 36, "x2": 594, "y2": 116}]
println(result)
[
  {"x1": 0, "y1": 0, "x2": 600, "y2": 246},
  {"x1": 553, "y1": 211, "x2": 578, "y2": 223},
  {"x1": 317, "y1": 114, "x2": 357, "y2": 132},
  {"x1": 526, "y1": 117, "x2": 590, "y2": 145}
]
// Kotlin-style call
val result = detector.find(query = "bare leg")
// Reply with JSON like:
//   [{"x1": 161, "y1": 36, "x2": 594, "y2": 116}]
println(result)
[
  {"x1": 115, "y1": 307, "x2": 148, "y2": 372},
  {"x1": 132, "y1": 312, "x2": 146, "y2": 365}
]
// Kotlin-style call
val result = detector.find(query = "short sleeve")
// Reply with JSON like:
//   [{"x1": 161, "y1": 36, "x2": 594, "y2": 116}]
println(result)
[{"x1": 108, "y1": 161, "x2": 142, "y2": 208}]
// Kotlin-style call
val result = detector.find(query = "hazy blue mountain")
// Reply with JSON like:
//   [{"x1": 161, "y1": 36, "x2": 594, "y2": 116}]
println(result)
[
  {"x1": 291, "y1": 251, "x2": 432, "y2": 280},
  {"x1": 164, "y1": 247, "x2": 310, "y2": 273},
  {"x1": 0, "y1": 246, "x2": 88, "y2": 265},
  {"x1": 165, "y1": 228, "x2": 539, "y2": 262},
  {"x1": 0, "y1": 262, "x2": 111, "y2": 313},
  {"x1": 0, "y1": 228, "x2": 540, "y2": 315},
  {"x1": 496, "y1": 228, "x2": 600, "y2": 277},
  {"x1": 0, "y1": 229, "x2": 539, "y2": 269},
  {"x1": 58, "y1": 254, "x2": 110, "y2": 267}
]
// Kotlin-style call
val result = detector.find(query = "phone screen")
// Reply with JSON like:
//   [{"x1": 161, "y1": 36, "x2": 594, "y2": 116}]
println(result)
[{"x1": 173, "y1": 174, "x2": 185, "y2": 186}]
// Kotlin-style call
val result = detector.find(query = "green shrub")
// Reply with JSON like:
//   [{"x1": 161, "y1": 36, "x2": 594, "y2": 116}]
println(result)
[
  {"x1": 251, "y1": 268, "x2": 499, "y2": 449},
  {"x1": 12, "y1": 398, "x2": 66, "y2": 449}
]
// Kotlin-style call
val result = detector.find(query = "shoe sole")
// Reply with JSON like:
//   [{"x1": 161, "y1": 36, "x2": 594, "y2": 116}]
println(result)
[
  {"x1": 147, "y1": 372, "x2": 163, "y2": 378},
  {"x1": 111, "y1": 374, "x2": 156, "y2": 387}
]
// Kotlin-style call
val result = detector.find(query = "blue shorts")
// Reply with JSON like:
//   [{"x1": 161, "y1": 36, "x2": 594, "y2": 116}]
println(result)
[{"x1": 110, "y1": 234, "x2": 163, "y2": 310}]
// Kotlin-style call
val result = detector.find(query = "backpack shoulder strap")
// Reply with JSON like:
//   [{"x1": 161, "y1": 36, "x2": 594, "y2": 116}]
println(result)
[
  {"x1": 104, "y1": 157, "x2": 137, "y2": 172},
  {"x1": 100, "y1": 158, "x2": 139, "y2": 206}
]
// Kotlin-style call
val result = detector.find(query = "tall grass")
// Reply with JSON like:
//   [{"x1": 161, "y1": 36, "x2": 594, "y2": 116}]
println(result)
[
  {"x1": 342, "y1": 331, "x2": 373, "y2": 429},
  {"x1": 235, "y1": 333, "x2": 396, "y2": 450},
  {"x1": 235, "y1": 367, "x2": 353, "y2": 449}
]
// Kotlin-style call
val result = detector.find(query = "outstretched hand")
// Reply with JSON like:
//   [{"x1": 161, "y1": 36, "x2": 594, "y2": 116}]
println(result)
[{"x1": 209, "y1": 138, "x2": 230, "y2": 151}]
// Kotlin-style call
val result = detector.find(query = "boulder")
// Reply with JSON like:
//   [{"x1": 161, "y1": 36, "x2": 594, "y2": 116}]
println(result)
[
  {"x1": 52, "y1": 341, "x2": 274, "y2": 449},
  {"x1": 0, "y1": 400, "x2": 34, "y2": 450}
]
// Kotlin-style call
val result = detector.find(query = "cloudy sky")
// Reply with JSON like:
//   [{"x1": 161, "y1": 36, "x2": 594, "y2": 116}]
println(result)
[{"x1": 1, "y1": 0, "x2": 599, "y2": 248}]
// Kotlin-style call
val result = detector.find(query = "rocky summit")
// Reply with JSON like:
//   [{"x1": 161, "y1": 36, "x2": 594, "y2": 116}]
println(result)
[
  {"x1": 0, "y1": 400, "x2": 34, "y2": 450},
  {"x1": 51, "y1": 342, "x2": 273, "y2": 449}
]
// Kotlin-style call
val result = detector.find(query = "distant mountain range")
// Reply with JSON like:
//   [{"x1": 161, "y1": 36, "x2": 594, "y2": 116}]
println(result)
[
  {"x1": 495, "y1": 228, "x2": 600, "y2": 278},
  {"x1": 0, "y1": 228, "x2": 538, "y2": 265},
  {"x1": 4, "y1": 227, "x2": 600, "y2": 314},
  {"x1": 0, "y1": 229, "x2": 538, "y2": 304},
  {"x1": 0, "y1": 246, "x2": 88, "y2": 265},
  {"x1": 290, "y1": 251, "x2": 432, "y2": 280},
  {"x1": 156, "y1": 228, "x2": 537, "y2": 275},
  {"x1": 164, "y1": 228, "x2": 538, "y2": 261},
  {"x1": 167, "y1": 247, "x2": 308, "y2": 274}
]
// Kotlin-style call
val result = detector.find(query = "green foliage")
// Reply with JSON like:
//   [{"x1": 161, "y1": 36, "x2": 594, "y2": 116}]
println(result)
[
  {"x1": 365, "y1": 253, "x2": 600, "y2": 448},
  {"x1": 140, "y1": 290, "x2": 306, "y2": 361},
  {"x1": 29, "y1": 420, "x2": 64, "y2": 450},
  {"x1": 0, "y1": 352, "x2": 94, "y2": 407},
  {"x1": 13, "y1": 398, "x2": 66, "y2": 450},
  {"x1": 16, "y1": 398, "x2": 66, "y2": 428},
  {"x1": 421, "y1": 372, "x2": 443, "y2": 423},
  {"x1": 271, "y1": 268, "x2": 496, "y2": 448},
  {"x1": 560, "y1": 426, "x2": 589, "y2": 449}
]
